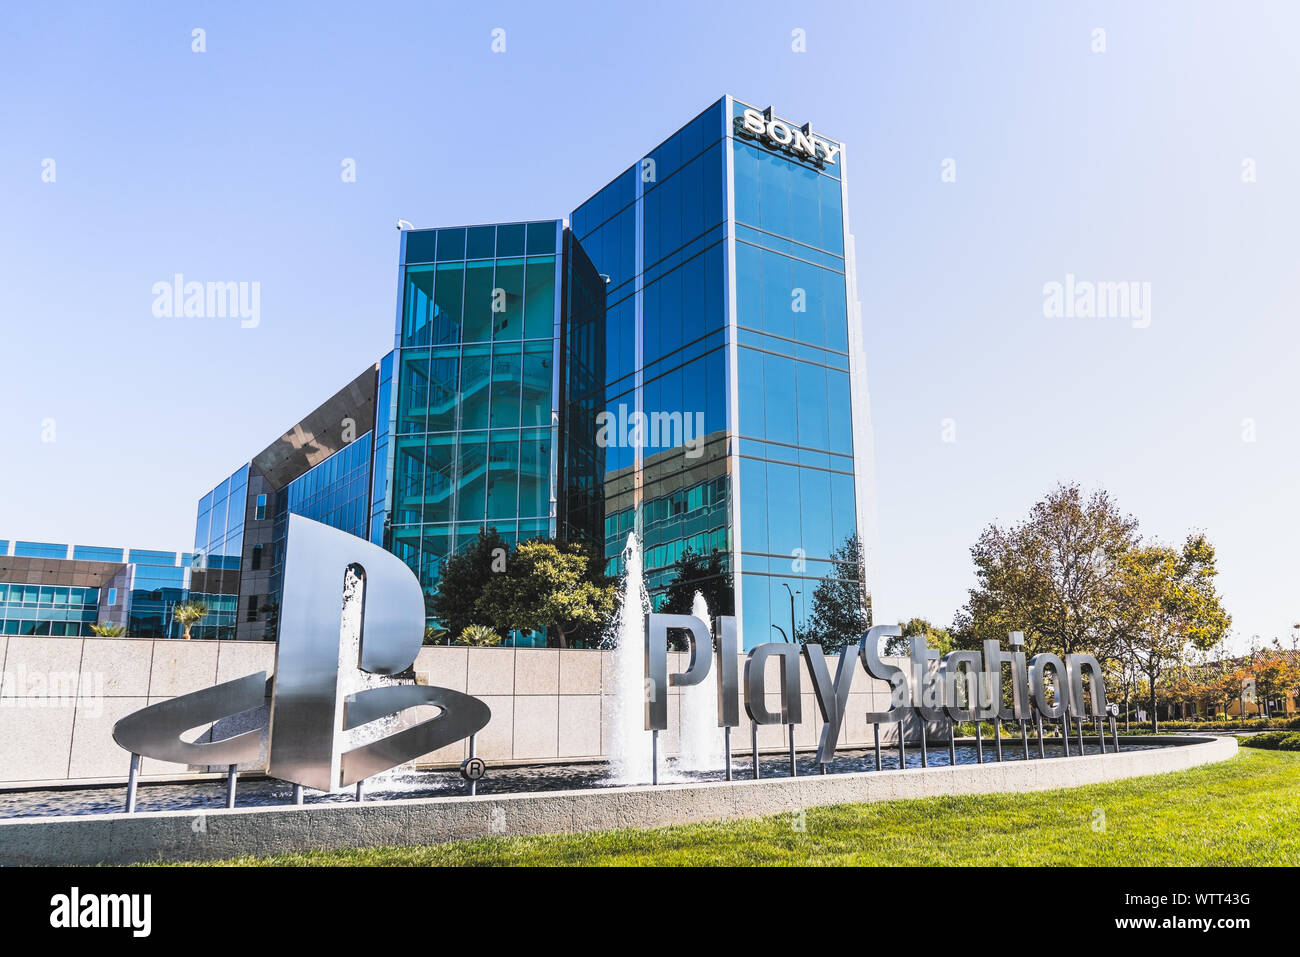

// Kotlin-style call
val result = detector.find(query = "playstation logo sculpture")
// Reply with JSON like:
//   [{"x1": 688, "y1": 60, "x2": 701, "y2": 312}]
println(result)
[{"x1": 113, "y1": 515, "x2": 491, "y2": 792}]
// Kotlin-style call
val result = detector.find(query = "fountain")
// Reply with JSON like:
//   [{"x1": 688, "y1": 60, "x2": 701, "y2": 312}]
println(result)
[
  {"x1": 606, "y1": 533, "x2": 653, "y2": 783},
  {"x1": 675, "y1": 591, "x2": 724, "y2": 773}
]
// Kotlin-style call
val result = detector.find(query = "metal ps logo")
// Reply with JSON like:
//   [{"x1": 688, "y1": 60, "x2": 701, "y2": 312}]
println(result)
[{"x1": 113, "y1": 516, "x2": 490, "y2": 792}]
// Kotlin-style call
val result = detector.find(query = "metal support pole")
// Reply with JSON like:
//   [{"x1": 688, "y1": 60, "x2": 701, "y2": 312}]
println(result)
[
  {"x1": 820, "y1": 762, "x2": 827, "y2": 775},
  {"x1": 225, "y1": 764, "x2": 238, "y2": 809},
  {"x1": 293, "y1": 784, "x2": 304, "y2": 805},
  {"x1": 752, "y1": 721, "x2": 760, "y2": 779},
  {"x1": 788, "y1": 723, "x2": 797, "y2": 777},
  {"x1": 873, "y1": 723, "x2": 882, "y2": 771},
  {"x1": 1062, "y1": 716, "x2": 1071, "y2": 757},
  {"x1": 920, "y1": 720, "x2": 929, "y2": 768},
  {"x1": 1111, "y1": 716, "x2": 1120, "y2": 752},
  {"x1": 1097, "y1": 716, "x2": 1107, "y2": 754},
  {"x1": 651, "y1": 729, "x2": 659, "y2": 785},
  {"x1": 125, "y1": 753, "x2": 140, "y2": 814},
  {"x1": 355, "y1": 781, "x2": 364, "y2": 802},
  {"x1": 994, "y1": 720, "x2": 1004, "y2": 762},
  {"x1": 1020, "y1": 720, "x2": 1030, "y2": 760},
  {"x1": 898, "y1": 722, "x2": 907, "y2": 769},
  {"x1": 1036, "y1": 715, "x2": 1046, "y2": 759},
  {"x1": 1077, "y1": 715, "x2": 1085, "y2": 754},
  {"x1": 975, "y1": 722, "x2": 984, "y2": 764},
  {"x1": 948, "y1": 720, "x2": 957, "y2": 766},
  {"x1": 468, "y1": 733, "x2": 478, "y2": 796},
  {"x1": 724, "y1": 726, "x2": 733, "y2": 781}
]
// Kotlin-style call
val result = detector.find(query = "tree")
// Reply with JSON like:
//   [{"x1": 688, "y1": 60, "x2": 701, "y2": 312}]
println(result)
[
  {"x1": 803, "y1": 533, "x2": 872, "y2": 652},
  {"x1": 953, "y1": 484, "x2": 1138, "y2": 660},
  {"x1": 172, "y1": 601, "x2": 208, "y2": 640},
  {"x1": 1248, "y1": 643, "x2": 1297, "y2": 719},
  {"x1": 659, "y1": 548, "x2": 734, "y2": 618},
  {"x1": 886, "y1": 618, "x2": 954, "y2": 657},
  {"x1": 476, "y1": 540, "x2": 616, "y2": 648},
  {"x1": 88, "y1": 622, "x2": 126, "y2": 637},
  {"x1": 428, "y1": 526, "x2": 511, "y2": 639},
  {"x1": 1115, "y1": 534, "x2": 1230, "y2": 732},
  {"x1": 457, "y1": 624, "x2": 503, "y2": 647}
]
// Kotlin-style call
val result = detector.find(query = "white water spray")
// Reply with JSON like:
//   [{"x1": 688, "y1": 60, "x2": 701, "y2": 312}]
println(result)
[
  {"x1": 675, "y1": 591, "x2": 723, "y2": 773},
  {"x1": 606, "y1": 533, "x2": 653, "y2": 783}
]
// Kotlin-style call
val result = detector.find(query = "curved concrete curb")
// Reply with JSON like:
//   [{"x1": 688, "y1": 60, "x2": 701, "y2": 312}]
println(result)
[{"x1": 0, "y1": 735, "x2": 1237, "y2": 865}]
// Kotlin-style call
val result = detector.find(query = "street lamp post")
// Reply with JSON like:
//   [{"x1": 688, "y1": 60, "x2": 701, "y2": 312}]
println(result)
[{"x1": 781, "y1": 583, "x2": 800, "y2": 644}]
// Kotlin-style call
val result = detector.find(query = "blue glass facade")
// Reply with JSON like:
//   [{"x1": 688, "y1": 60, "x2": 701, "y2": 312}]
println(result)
[
  {"x1": 570, "y1": 96, "x2": 869, "y2": 646},
  {"x1": 383, "y1": 221, "x2": 567, "y2": 618},
  {"x1": 0, "y1": 540, "x2": 200, "y2": 637},
  {"x1": 182, "y1": 94, "x2": 870, "y2": 648}
]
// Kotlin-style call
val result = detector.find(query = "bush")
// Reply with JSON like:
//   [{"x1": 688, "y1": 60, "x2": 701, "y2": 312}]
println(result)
[
  {"x1": 457, "y1": 624, "x2": 502, "y2": 647},
  {"x1": 1240, "y1": 731, "x2": 1300, "y2": 751}
]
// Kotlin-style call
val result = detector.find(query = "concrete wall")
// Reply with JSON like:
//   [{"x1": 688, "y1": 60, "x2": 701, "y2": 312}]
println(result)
[
  {"x1": 0, "y1": 735, "x2": 1238, "y2": 865},
  {"x1": 0, "y1": 636, "x2": 913, "y2": 787}
]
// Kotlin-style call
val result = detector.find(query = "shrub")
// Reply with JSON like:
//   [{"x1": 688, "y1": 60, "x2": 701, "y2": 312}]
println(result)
[
  {"x1": 1240, "y1": 731, "x2": 1300, "y2": 752},
  {"x1": 457, "y1": 624, "x2": 502, "y2": 647}
]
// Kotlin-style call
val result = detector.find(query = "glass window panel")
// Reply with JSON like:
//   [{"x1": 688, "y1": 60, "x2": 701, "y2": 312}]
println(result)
[
  {"x1": 428, "y1": 348, "x2": 459, "y2": 432},
  {"x1": 521, "y1": 344, "x2": 552, "y2": 428},
  {"x1": 462, "y1": 261, "x2": 495, "y2": 343},
  {"x1": 496, "y1": 223, "x2": 525, "y2": 258},
  {"x1": 518, "y1": 433, "x2": 551, "y2": 519},
  {"x1": 766, "y1": 463, "x2": 802, "y2": 556},
  {"x1": 818, "y1": 174, "x2": 845, "y2": 255},
  {"x1": 459, "y1": 345, "x2": 492, "y2": 430},
  {"x1": 523, "y1": 258, "x2": 555, "y2": 339},
  {"x1": 404, "y1": 230, "x2": 437, "y2": 264},
  {"x1": 492, "y1": 259, "x2": 525, "y2": 341},
  {"x1": 799, "y1": 467, "x2": 833, "y2": 558},
  {"x1": 824, "y1": 271, "x2": 849, "y2": 353},
  {"x1": 830, "y1": 472, "x2": 858, "y2": 548},
  {"x1": 397, "y1": 350, "x2": 430, "y2": 434},
  {"x1": 739, "y1": 458, "x2": 768, "y2": 553},
  {"x1": 760, "y1": 248, "x2": 794, "y2": 339},
  {"x1": 432, "y1": 264, "x2": 464, "y2": 345},
  {"x1": 789, "y1": 164, "x2": 821, "y2": 249},
  {"x1": 759, "y1": 152, "x2": 791, "y2": 237},
  {"x1": 486, "y1": 433, "x2": 520, "y2": 520},
  {"x1": 489, "y1": 348, "x2": 522, "y2": 428},
  {"x1": 455, "y1": 433, "x2": 488, "y2": 525},
  {"x1": 423, "y1": 435, "x2": 455, "y2": 524},
  {"x1": 392, "y1": 436, "x2": 425, "y2": 525},
  {"x1": 466, "y1": 225, "x2": 495, "y2": 260},
  {"x1": 827, "y1": 370, "x2": 853, "y2": 454},
  {"x1": 761, "y1": 352, "x2": 797, "y2": 445},
  {"x1": 402, "y1": 266, "x2": 435, "y2": 347},
  {"x1": 795, "y1": 361, "x2": 829, "y2": 450},
  {"x1": 526, "y1": 221, "x2": 556, "y2": 255},
  {"x1": 791, "y1": 259, "x2": 825, "y2": 348},
  {"x1": 740, "y1": 573, "x2": 772, "y2": 651},
  {"x1": 436, "y1": 227, "x2": 466, "y2": 262}
]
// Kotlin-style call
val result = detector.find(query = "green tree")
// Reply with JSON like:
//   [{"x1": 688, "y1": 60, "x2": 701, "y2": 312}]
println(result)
[
  {"x1": 886, "y1": 617, "x2": 954, "y2": 657},
  {"x1": 88, "y1": 622, "x2": 126, "y2": 637},
  {"x1": 172, "y1": 601, "x2": 208, "y2": 640},
  {"x1": 659, "y1": 547, "x2": 734, "y2": 619},
  {"x1": 428, "y1": 526, "x2": 511, "y2": 639},
  {"x1": 1115, "y1": 533, "x2": 1231, "y2": 732},
  {"x1": 952, "y1": 483, "x2": 1138, "y2": 659},
  {"x1": 476, "y1": 540, "x2": 616, "y2": 648},
  {"x1": 803, "y1": 533, "x2": 871, "y2": 652}
]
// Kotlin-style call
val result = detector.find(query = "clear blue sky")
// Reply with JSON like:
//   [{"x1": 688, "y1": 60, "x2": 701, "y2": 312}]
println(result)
[{"x1": 2, "y1": 1, "x2": 1296, "y2": 654}]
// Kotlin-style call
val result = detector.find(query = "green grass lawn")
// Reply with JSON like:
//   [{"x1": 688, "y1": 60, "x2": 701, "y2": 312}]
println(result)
[{"x1": 188, "y1": 749, "x2": 1300, "y2": 867}]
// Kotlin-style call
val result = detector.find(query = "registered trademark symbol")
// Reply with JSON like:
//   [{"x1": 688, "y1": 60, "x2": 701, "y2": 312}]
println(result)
[{"x1": 460, "y1": 756, "x2": 487, "y2": 781}]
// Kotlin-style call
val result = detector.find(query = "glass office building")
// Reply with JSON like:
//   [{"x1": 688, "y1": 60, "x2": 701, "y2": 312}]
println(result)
[
  {"x1": 190, "y1": 94, "x2": 873, "y2": 648},
  {"x1": 570, "y1": 96, "x2": 871, "y2": 646},
  {"x1": 0, "y1": 540, "x2": 201, "y2": 637}
]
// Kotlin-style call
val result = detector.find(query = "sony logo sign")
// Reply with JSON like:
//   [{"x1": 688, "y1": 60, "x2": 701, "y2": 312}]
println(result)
[{"x1": 735, "y1": 106, "x2": 841, "y2": 168}]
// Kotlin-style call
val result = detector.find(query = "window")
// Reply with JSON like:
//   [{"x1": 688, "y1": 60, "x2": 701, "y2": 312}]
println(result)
[
  {"x1": 106, "y1": 588, "x2": 117, "y2": 606},
  {"x1": 254, "y1": 494, "x2": 267, "y2": 521},
  {"x1": 246, "y1": 595, "x2": 259, "y2": 622},
  {"x1": 251, "y1": 544, "x2": 263, "y2": 571}
]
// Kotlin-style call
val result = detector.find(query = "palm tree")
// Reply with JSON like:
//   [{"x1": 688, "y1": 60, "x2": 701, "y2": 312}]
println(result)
[
  {"x1": 172, "y1": 601, "x2": 208, "y2": 640},
  {"x1": 88, "y1": 622, "x2": 126, "y2": 637}
]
